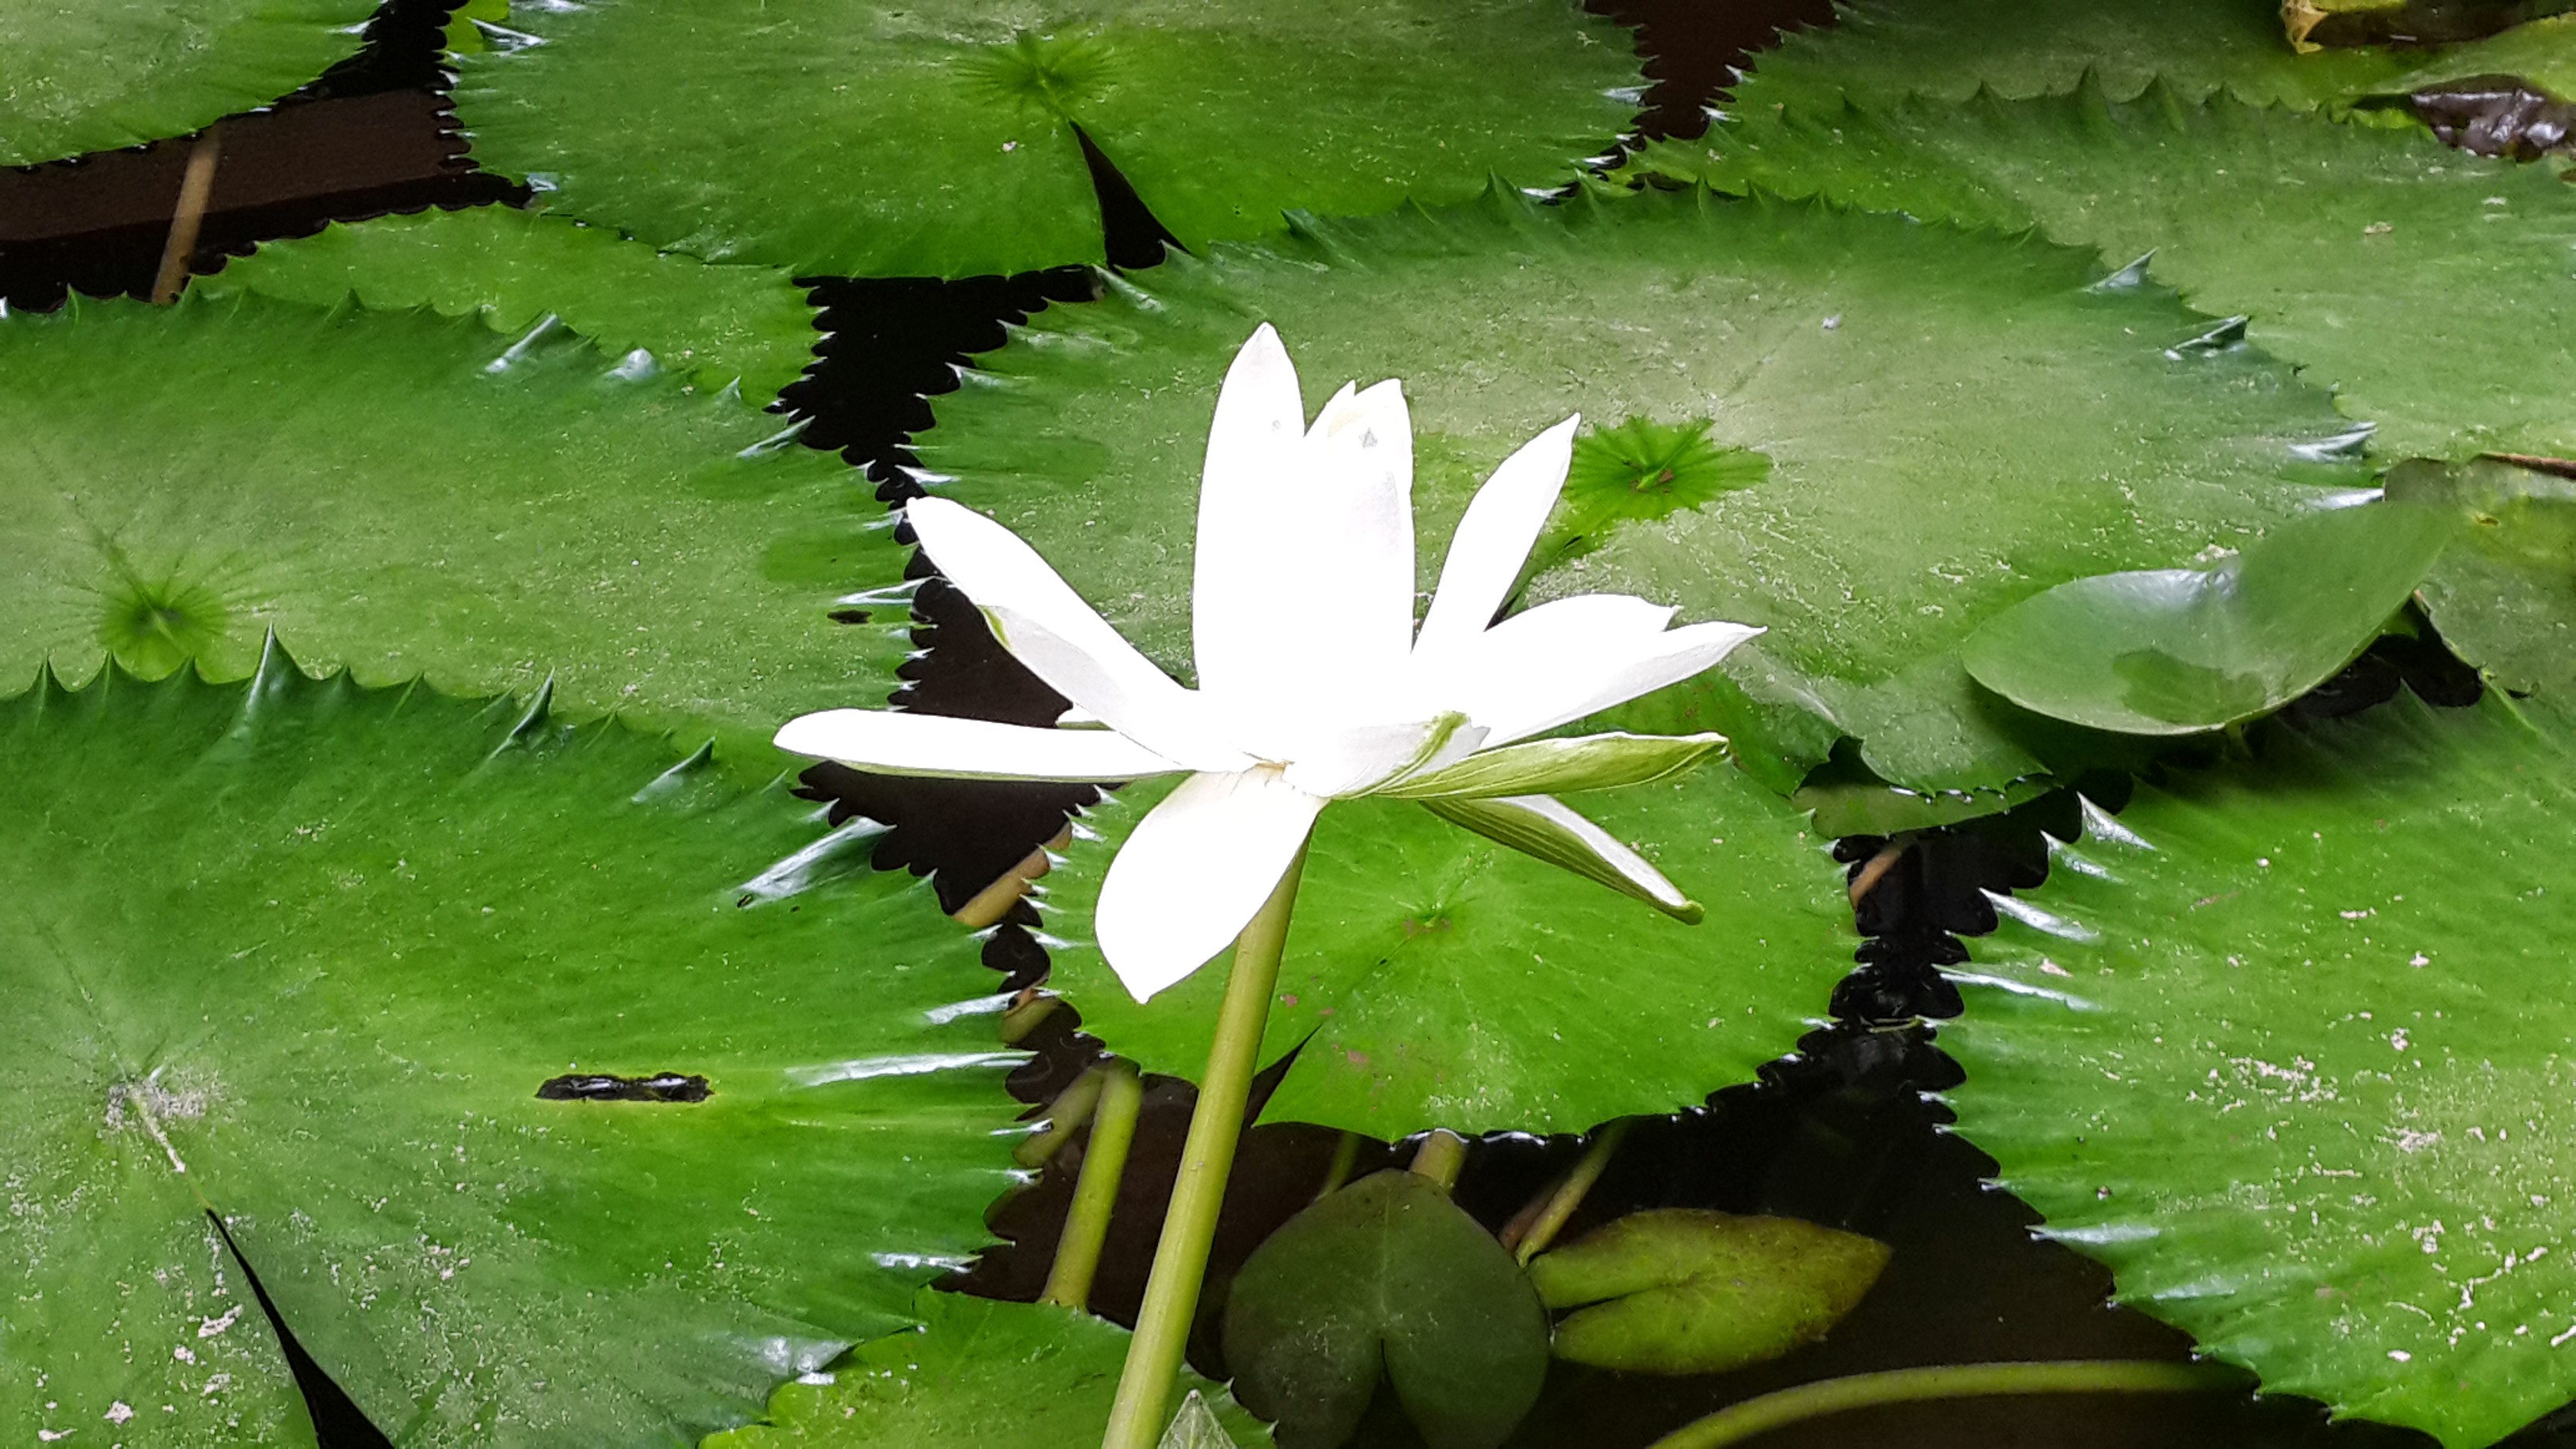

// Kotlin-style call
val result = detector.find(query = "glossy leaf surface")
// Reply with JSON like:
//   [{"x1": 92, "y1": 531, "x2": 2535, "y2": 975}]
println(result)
[
  {"x1": 0, "y1": 294, "x2": 906, "y2": 758},
  {"x1": 1224, "y1": 1170, "x2": 1547, "y2": 1449},
  {"x1": 204, "y1": 207, "x2": 822, "y2": 403},
  {"x1": 1944, "y1": 692, "x2": 2576, "y2": 1447},
  {"x1": 923, "y1": 186, "x2": 2362, "y2": 795},
  {"x1": 0, "y1": 0, "x2": 373, "y2": 166},
  {"x1": 2393, "y1": 12, "x2": 2576, "y2": 95},
  {"x1": 1, "y1": 657, "x2": 1017, "y2": 1447},
  {"x1": 1961, "y1": 501, "x2": 2458, "y2": 735},
  {"x1": 1040, "y1": 763, "x2": 1848, "y2": 1137},
  {"x1": 455, "y1": 0, "x2": 1638, "y2": 278},
  {"x1": 702, "y1": 1293, "x2": 1270, "y2": 1447},
  {"x1": 1641, "y1": 83, "x2": 2576, "y2": 465},
  {"x1": 2387, "y1": 456, "x2": 2576, "y2": 695},
  {"x1": 1528, "y1": 1209, "x2": 1889, "y2": 1375}
]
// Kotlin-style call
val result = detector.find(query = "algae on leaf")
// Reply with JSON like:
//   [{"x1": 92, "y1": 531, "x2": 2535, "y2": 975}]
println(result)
[
  {"x1": 1943, "y1": 692, "x2": 2576, "y2": 1447},
  {"x1": 454, "y1": 0, "x2": 1638, "y2": 278},
  {"x1": 203, "y1": 207, "x2": 822, "y2": 404},
  {"x1": 1043, "y1": 761, "x2": 1849, "y2": 1138},
  {"x1": 0, "y1": 293, "x2": 907, "y2": 758},
  {"x1": 0, "y1": 655, "x2": 1017, "y2": 1447},
  {"x1": 704, "y1": 1293, "x2": 1271, "y2": 1447},
  {"x1": 923, "y1": 186, "x2": 2364, "y2": 796},
  {"x1": 0, "y1": 0, "x2": 375, "y2": 167}
]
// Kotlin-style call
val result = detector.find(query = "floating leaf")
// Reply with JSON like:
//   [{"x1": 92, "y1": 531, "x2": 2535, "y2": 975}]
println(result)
[
  {"x1": 2, "y1": 654, "x2": 1017, "y2": 1447},
  {"x1": 1041, "y1": 762, "x2": 1848, "y2": 1138},
  {"x1": 454, "y1": 0, "x2": 1638, "y2": 278},
  {"x1": 1960, "y1": 501, "x2": 2458, "y2": 736},
  {"x1": 2387, "y1": 455, "x2": 2576, "y2": 693},
  {"x1": 923, "y1": 185, "x2": 2362, "y2": 795},
  {"x1": 2392, "y1": 11, "x2": 2576, "y2": 95},
  {"x1": 1942, "y1": 691, "x2": 2576, "y2": 1447},
  {"x1": 703, "y1": 1293, "x2": 1271, "y2": 1447},
  {"x1": 1642, "y1": 82, "x2": 2576, "y2": 466},
  {"x1": 1224, "y1": 1170, "x2": 1547, "y2": 1449},
  {"x1": 202, "y1": 207, "x2": 822, "y2": 403},
  {"x1": 0, "y1": 0, "x2": 374, "y2": 167},
  {"x1": 1528, "y1": 1209, "x2": 1889, "y2": 1375},
  {"x1": 1720, "y1": 0, "x2": 2411, "y2": 119},
  {"x1": 0, "y1": 293, "x2": 906, "y2": 758}
]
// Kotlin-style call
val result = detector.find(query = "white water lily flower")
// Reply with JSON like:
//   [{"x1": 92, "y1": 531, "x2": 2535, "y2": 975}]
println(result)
[{"x1": 777, "y1": 325, "x2": 1762, "y2": 1001}]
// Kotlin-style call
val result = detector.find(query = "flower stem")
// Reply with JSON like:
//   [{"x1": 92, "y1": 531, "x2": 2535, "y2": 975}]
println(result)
[
  {"x1": 1504, "y1": 1117, "x2": 1631, "y2": 1263},
  {"x1": 1099, "y1": 842, "x2": 1309, "y2": 1449},
  {"x1": 1014, "y1": 1062, "x2": 1109, "y2": 1169},
  {"x1": 1407, "y1": 1129, "x2": 1470, "y2": 1193},
  {"x1": 1041, "y1": 1058, "x2": 1143, "y2": 1310},
  {"x1": 1644, "y1": 1360, "x2": 2234, "y2": 1449}
]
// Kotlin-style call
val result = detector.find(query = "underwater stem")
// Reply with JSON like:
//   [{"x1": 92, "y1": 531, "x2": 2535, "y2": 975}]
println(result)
[
  {"x1": 1507, "y1": 1117, "x2": 1631, "y2": 1263},
  {"x1": 1041, "y1": 1058, "x2": 1143, "y2": 1310},
  {"x1": 1645, "y1": 1360, "x2": 2235, "y2": 1449},
  {"x1": 1407, "y1": 1129, "x2": 1470, "y2": 1193},
  {"x1": 1099, "y1": 842, "x2": 1310, "y2": 1449}
]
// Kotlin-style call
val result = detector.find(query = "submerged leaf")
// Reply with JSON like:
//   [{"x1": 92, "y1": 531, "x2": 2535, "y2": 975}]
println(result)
[
  {"x1": 0, "y1": 292, "x2": 907, "y2": 758},
  {"x1": 1944, "y1": 692, "x2": 2576, "y2": 1447},
  {"x1": 1224, "y1": 1170, "x2": 1547, "y2": 1449},
  {"x1": 1960, "y1": 501, "x2": 2458, "y2": 735},
  {"x1": 202, "y1": 207, "x2": 822, "y2": 403},
  {"x1": 702, "y1": 1294, "x2": 1270, "y2": 1447},
  {"x1": 1528, "y1": 1210, "x2": 1890, "y2": 1375},
  {"x1": 454, "y1": 0, "x2": 1638, "y2": 277},
  {"x1": 0, "y1": 657, "x2": 1017, "y2": 1447},
  {"x1": 923, "y1": 185, "x2": 2360, "y2": 796},
  {"x1": 0, "y1": 0, "x2": 375, "y2": 166},
  {"x1": 1041, "y1": 757, "x2": 1848, "y2": 1138}
]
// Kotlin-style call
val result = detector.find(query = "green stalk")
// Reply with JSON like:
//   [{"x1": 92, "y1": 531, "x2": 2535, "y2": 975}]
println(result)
[
  {"x1": 1407, "y1": 1129, "x2": 1470, "y2": 1193},
  {"x1": 1315, "y1": 1130, "x2": 1362, "y2": 1200},
  {"x1": 1645, "y1": 1360, "x2": 2234, "y2": 1449},
  {"x1": 1099, "y1": 843, "x2": 1310, "y2": 1449},
  {"x1": 1506, "y1": 1116, "x2": 1630, "y2": 1263},
  {"x1": 1040, "y1": 1058, "x2": 1143, "y2": 1310}
]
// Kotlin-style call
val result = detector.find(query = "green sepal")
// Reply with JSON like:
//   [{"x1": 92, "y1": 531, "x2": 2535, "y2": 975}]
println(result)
[
  {"x1": 1421, "y1": 794, "x2": 1703, "y2": 923},
  {"x1": 1378, "y1": 730, "x2": 1727, "y2": 799}
]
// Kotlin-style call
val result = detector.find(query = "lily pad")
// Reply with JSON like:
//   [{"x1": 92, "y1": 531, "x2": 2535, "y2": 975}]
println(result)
[
  {"x1": 922, "y1": 185, "x2": 2364, "y2": 795},
  {"x1": 703, "y1": 1292, "x2": 1271, "y2": 1447},
  {"x1": 1528, "y1": 1209, "x2": 1889, "y2": 1375},
  {"x1": 1638, "y1": 83, "x2": 2576, "y2": 465},
  {"x1": 2, "y1": 652, "x2": 1018, "y2": 1447},
  {"x1": 2387, "y1": 455, "x2": 2576, "y2": 694},
  {"x1": 1223, "y1": 1170, "x2": 1548, "y2": 1449},
  {"x1": 1039, "y1": 758, "x2": 1849, "y2": 1138},
  {"x1": 1960, "y1": 500, "x2": 2459, "y2": 736},
  {"x1": 0, "y1": 0, "x2": 375, "y2": 167},
  {"x1": 2391, "y1": 11, "x2": 2576, "y2": 95},
  {"x1": 1942, "y1": 691, "x2": 2576, "y2": 1447},
  {"x1": 0, "y1": 291, "x2": 908, "y2": 758},
  {"x1": 201, "y1": 207, "x2": 822, "y2": 403},
  {"x1": 1720, "y1": 0, "x2": 2413, "y2": 119},
  {"x1": 453, "y1": 0, "x2": 1638, "y2": 279}
]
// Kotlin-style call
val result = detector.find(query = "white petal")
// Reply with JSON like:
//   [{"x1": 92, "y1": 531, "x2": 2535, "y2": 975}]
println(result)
[
  {"x1": 1192, "y1": 324, "x2": 1308, "y2": 702},
  {"x1": 776, "y1": 709, "x2": 1186, "y2": 782},
  {"x1": 1283, "y1": 712, "x2": 1486, "y2": 799},
  {"x1": 1094, "y1": 769, "x2": 1327, "y2": 1001},
  {"x1": 906, "y1": 496, "x2": 1245, "y2": 769},
  {"x1": 1428, "y1": 597, "x2": 1762, "y2": 744},
  {"x1": 1413, "y1": 414, "x2": 1579, "y2": 661},
  {"x1": 1300, "y1": 378, "x2": 1417, "y2": 693},
  {"x1": 1421, "y1": 792, "x2": 1701, "y2": 922}
]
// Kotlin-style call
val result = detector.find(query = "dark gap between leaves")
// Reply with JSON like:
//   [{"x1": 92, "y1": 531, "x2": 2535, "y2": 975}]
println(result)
[
  {"x1": 204, "y1": 1210, "x2": 395, "y2": 1449},
  {"x1": 534, "y1": 1071, "x2": 713, "y2": 1103}
]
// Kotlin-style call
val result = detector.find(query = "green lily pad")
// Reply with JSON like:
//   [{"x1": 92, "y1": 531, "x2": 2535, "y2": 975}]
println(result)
[
  {"x1": 2, "y1": 653, "x2": 1018, "y2": 1447},
  {"x1": 1720, "y1": 0, "x2": 2413, "y2": 120},
  {"x1": 0, "y1": 0, "x2": 375, "y2": 167},
  {"x1": 201, "y1": 207, "x2": 822, "y2": 404},
  {"x1": 1961, "y1": 501, "x2": 2459, "y2": 736},
  {"x1": 1040, "y1": 759, "x2": 1849, "y2": 1138},
  {"x1": 1636, "y1": 83, "x2": 2576, "y2": 466},
  {"x1": 922, "y1": 185, "x2": 2364, "y2": 795},
  {"x1": 2387, "y1": 456, "x2": 2576, "y2": 694},
  {"x1": 1942, "y1": 691, "x2": 2576, "y2": 1447},
  {"x1": 1528, "y1": 1209, "x2": 1889, "y2": 1375},
  {"x1": 2391, "y1": 11, "x2": 2576, "y2": 94},
  {"x1": 0, "y1": 291, "x2": 907, "y2": 759},
  {"x1": 702, "y1": 1292, "x2": 1271, "y2": 1447},
  {"x1": 453, "y1": 0, "x2": 1638, "y2": 279},
  {"x1": 1223, "y1": 1170, "x2": 1548, "y2": 1449}
]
